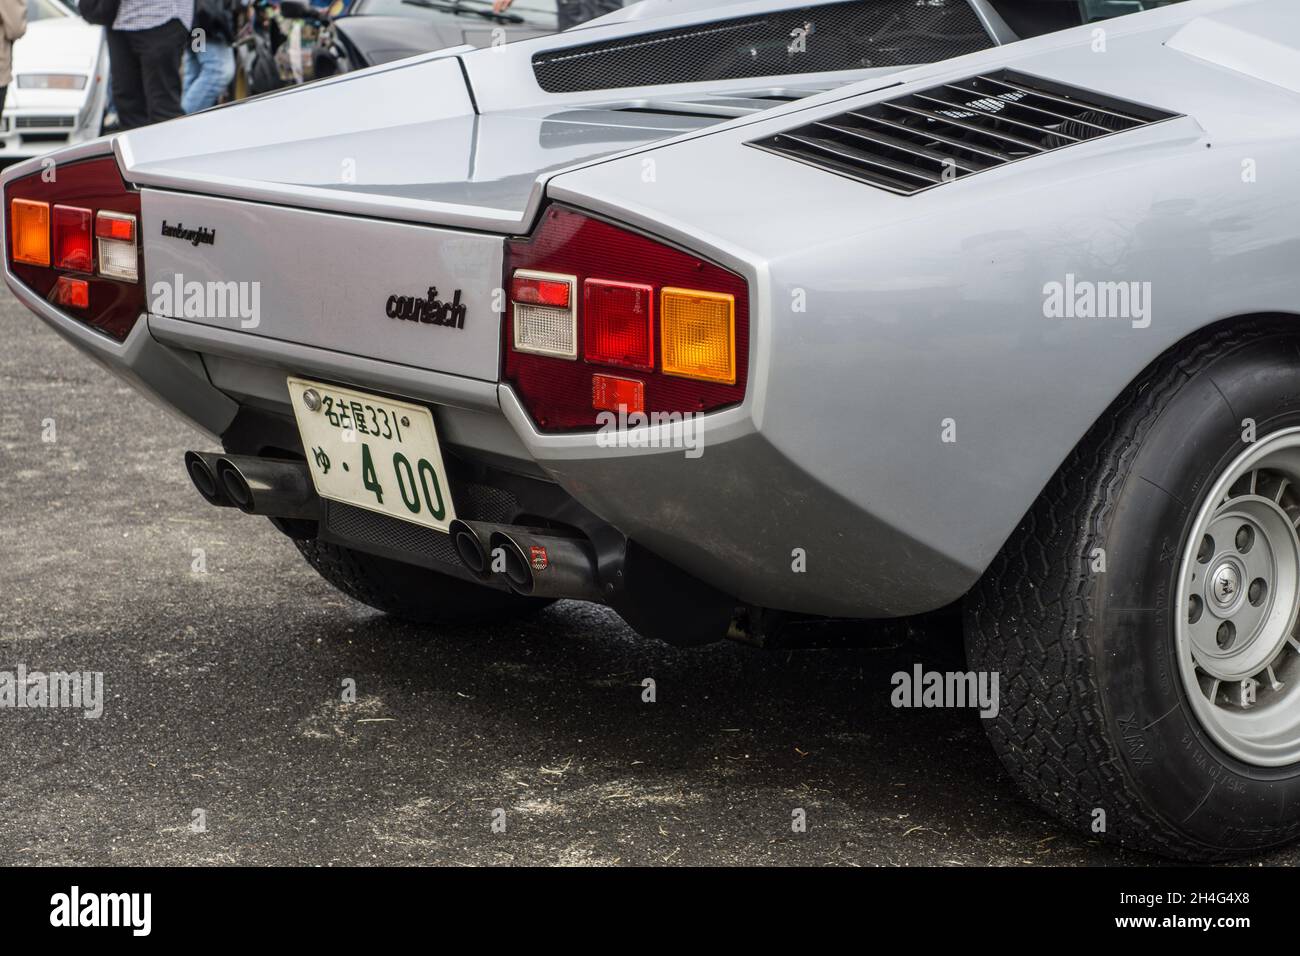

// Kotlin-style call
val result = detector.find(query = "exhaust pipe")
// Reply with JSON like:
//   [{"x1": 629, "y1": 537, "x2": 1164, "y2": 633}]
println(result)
[
  {"x1": 488, "y1": 528, "x2": 607, "y2": 603},
  {"x1": 450, "y1": 519, "x2": 607, "y2": 602},
  {"x1": 447, "y1": 519, "x2": 519, "y2": 578},
  {"x1": 185, "y1": 451, "x2": 236, "y2": 508},
  {"x1": 451, "y1": 519, "x2": 736, "y2": 646},
  {"x1": 212, "y1": 455, "x2": 320, "y2": 520}
]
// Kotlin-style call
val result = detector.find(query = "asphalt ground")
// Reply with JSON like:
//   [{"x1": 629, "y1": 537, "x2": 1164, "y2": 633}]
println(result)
[{"x1": 0, "y1": 291, "x2": 1290, "y2": 867}]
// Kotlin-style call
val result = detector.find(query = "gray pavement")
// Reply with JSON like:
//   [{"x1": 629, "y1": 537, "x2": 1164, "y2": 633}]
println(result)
[{"x1": 0, "y1": 292, "x2": 1284, "y2": 866}]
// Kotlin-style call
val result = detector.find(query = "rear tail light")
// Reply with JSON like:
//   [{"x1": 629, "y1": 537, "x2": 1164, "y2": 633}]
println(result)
[
  {"x1": 592, "y1": 373, "x2": 645, "y2": 415},
  {"x1": 510, "y1": 273, "x2": 571, "y2": 307},
  {"x1": 4, "y1": 157, "x2": 144, "y2": 342},
  {"x1": 95, "y1": 211, "x2": 136, "y2": 242},
  {"x1": 511, "y1": 269, "x2": 577, "y2": 359},
  {"x1": 584, "y1": 279, "x2": 654, "y2": 370},
  {"x1": 11, "y1": 199, "x2": 50, "y2": 266},
  {"x1": 52, "y1": 205, "x2": 93, "y2": 273},
  {"x1": 95, "y1": 211, "x2": 139, "y2": 282},
  {"x1": 660, "y1": 287, "x2": 736, "y2": 384},
  {"x1": 51, "y1": 275, "x2": 90, "y2": 310},
  {"x1": 503, "y1": 206, "x2": 749, "y2": 432}
]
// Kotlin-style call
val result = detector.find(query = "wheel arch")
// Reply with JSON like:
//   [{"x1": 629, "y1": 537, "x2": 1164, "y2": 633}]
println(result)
[{"x1": 970, "y1": 310, "x2": 1300, "y2": 601}]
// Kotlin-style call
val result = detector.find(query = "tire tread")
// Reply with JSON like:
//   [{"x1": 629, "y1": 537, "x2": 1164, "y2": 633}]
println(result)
[{"x1": 965, "y1": 323, "x2": 1289, "y2": 860}]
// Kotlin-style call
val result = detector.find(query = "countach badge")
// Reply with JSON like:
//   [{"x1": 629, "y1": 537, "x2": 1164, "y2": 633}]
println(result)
[{"x1": 386, "y1": 286, "x2": 467, "y2": 329}]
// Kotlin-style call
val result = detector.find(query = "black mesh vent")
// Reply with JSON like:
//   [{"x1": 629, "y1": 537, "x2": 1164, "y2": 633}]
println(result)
[
  {"x1": 749, "y1": 69, "x2": 1181, "y2": 195},
  {"x1": 326, "y1": 482, "x2": 519, "y2": 567},
  {"x1": 329, "y1": 502, "x2": 462, "y2": 566},
  {"x1": 532, "y1": 0, "x2": 993, "y2": 94},
  {"x1": 455, "y1": 481, "x2": 520, "y2": 525}
]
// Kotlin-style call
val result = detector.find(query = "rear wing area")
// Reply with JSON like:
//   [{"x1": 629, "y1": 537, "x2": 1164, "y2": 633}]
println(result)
[
  {"x1": 72, "y1": 0, "x2": 1013, "y2": 238},
  {"x1": 465, "y1": 0, "x2": 1012, "y2": 110}
]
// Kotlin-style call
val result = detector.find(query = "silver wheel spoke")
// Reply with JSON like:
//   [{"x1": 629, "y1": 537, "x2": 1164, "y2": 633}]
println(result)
[{"x1": 1176, "y1": 431, "x2": 1300, "y2": 766}]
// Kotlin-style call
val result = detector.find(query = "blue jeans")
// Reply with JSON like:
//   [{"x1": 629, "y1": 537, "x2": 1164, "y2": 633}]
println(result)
[{"x1": 182, "y1": 41, "x2": 235, "y2": 114}]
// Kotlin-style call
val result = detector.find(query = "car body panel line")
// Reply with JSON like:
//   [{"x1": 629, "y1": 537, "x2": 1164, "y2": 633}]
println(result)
[{"x1": 148, "y1": 316, "x2": 502, "y2": 415}]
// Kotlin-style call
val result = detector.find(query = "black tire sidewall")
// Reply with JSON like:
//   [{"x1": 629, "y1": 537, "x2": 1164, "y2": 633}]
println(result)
[
  {"x1": 1097, "y1": 334, "x2": 1300, "y2": 852},
  {"x1": 296, "y1": 539, "x2": 552, "y2": 624}
]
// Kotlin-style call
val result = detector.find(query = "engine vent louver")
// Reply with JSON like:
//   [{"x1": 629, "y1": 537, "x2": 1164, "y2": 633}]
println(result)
[{"x1": 749, "y1": 70, "x2": 1181, "y2": 195}]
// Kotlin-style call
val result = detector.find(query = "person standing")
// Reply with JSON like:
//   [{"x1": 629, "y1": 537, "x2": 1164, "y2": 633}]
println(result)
[
  {"x1": 0, "y1": 0, "x2": 27, "y2": 117},
  {"x1": 107, "y1": 0, "x2": 194, "y2": 130},
  {"x1": 182, "y1": 0, "x2": 236, "y2": 113}
]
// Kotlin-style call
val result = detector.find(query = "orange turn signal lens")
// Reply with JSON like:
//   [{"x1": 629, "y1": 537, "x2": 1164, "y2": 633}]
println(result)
[
  {"x1": 660, "y1": 287, "x2": 736, "y2": 385},
  {"x1": 12, "y1": 198, "x2": 51, "y2": 267}
]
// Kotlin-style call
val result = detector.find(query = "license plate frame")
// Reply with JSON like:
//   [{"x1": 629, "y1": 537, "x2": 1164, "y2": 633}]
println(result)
[{"x1": 287, "y1": 377, "x2": 457, "y2": 533}]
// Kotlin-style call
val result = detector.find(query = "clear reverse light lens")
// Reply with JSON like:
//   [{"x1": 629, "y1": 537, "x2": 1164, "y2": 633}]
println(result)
[
  {"x1": 511, "y1": 270, "x2": 576, "y2": 359},
  {"x1": 96, "y1": 212, "x2": 138, "y2": 281}
]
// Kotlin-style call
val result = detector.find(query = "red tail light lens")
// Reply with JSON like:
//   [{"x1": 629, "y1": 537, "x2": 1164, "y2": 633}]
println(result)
[
  {"x1": 583, "y1": 279, "x2": 654, "y2": 370},
  {"x1": 511, "y1": 274, "x2": 571, "y2": 307},
  {"x1": 5, "y1": 157, "x2": 144, "y2": 342},
  {"x1": 504, "y1": 206, "x2": 749, "y2": 432},
  {"x1": 95, "y1": 211, "x2": 136, "y2": 242},
  {"x1": 52, "y1": 275, "x2": 90, "y2": 310},
  {"x1": 52, "y1": 205, "x2": 93, "y2": 273},
  {"x1": 592, "y1": 373, "x2": 645, "y2": 415}
]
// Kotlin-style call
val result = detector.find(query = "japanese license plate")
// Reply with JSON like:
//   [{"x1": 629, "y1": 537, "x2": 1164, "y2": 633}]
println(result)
[{"x1": 287, "y1": 378, "x2": 456, "y2": 533}]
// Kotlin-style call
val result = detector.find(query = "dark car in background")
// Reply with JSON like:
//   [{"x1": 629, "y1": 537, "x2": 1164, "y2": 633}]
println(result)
[
  {"x1": 233, "y1": 0, "x2": 555, "y2": 95},
  {"x1": 288, "y1": 0, "x2": 1188, "y2": 87},
  {"x1": 319, "y1": 0, "x2": 557, "y2": 72}
]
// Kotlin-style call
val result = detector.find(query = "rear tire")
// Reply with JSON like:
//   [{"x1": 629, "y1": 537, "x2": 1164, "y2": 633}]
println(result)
[
  {"x1": 966, "y1": 322, "x2": 1300, "y2": 860},
  {"x1": 296, "y1": 540, "x2": 553, "y2": 624}
]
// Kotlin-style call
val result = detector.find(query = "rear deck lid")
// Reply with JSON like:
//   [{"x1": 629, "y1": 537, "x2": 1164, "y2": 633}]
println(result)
[
  {"x1": 115, "y1": 54, "x2": 739, "y2": 234},
  {"x1": 141, "y1": 189, "x2": 505, "y2": 381}
]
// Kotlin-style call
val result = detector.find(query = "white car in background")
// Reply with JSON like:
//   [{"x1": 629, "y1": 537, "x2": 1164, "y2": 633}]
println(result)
[{"x1": 1, "y1": 0, "x2": 108, "y2": 160}]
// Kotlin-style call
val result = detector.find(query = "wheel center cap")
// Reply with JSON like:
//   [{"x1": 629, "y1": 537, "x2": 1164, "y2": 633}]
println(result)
[{"x1": 1211, "y1": 563, "x2": 1242, "y2": 609}]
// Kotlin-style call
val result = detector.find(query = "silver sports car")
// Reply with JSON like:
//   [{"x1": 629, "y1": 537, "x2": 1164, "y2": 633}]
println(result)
[{"x1": 7, "y1": 0, "x2": 1296, "y2": 860}]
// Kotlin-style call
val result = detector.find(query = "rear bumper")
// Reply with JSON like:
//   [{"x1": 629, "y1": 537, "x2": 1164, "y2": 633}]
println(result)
[
  {"x1": 144, "y1": 309, "x2": 975, "y2": 617},
  {"x1": 12, "y1": 268, "x2": 974, "y2": 618}
]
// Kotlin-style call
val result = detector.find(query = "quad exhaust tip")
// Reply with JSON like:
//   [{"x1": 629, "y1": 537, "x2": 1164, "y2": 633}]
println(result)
[
  {"x1": 216, "y1": 459, "x2": 256, "y2": 512},
  {"x1": 454, "y1": 521, "x2": 734, "y2": 647},
  {"x1": 185, "y1": 451, "x2": 235, "y2": 508},
  {"x1": 491, "y1": 533, "x2": 542, "y2": 593},
  {"x1": 185, "y1": 452, "x2": 320, "y2": 521},
  {"x1": 450, "y1": 520, "x2": 490, "y2": 576},
  {"x1": 449, "y1": 519, "x2": 606, "y2": 603}
]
